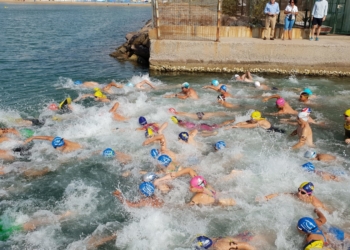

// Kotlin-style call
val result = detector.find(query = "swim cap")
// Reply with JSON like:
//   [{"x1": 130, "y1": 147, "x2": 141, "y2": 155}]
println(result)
[
  {"x1": 20, "y1": 128, "x2": 34, "y2": 138},
  {"x1": 299, "y1": 182, "x2": 314, "y2": 194},
  {"x1": 139, "y1": 116, "x2": 147, "y2": 125},
  {"x1": 276, "y1": 98, "x2": 285, "y2": 106},
  {"x1": 182, "y1": 82, "x2": 190, "y2": 88},
  {"x1": 145, "y1": 128, "x2": 154, "y2": 138},
  {"x1": 190, "y1": 176, "x2": 207, "y2": 189},
  {"x1": 251, "y1": 110, "x2": 263, "y2": 120},
  {"x1": 297, "y1": 217, "x2": 319, "y2": 234},
  {"x1": 102, "y1": 148, "x2": 115, "y2": 157},
  {"x1": 303, "y1": 88, "x2": 313, "y2": 96},
  {"x1": 142, "y1": 172, "x2": 159, "y2": 182},
  {"x1": 93, "y1": 87, "x2": 100, "y2": 92},
  {"x1": 169, "y1": 108, "x2": 177, "y2": 114},
  {"x1": 74, "y1": 80, "x2": 83, "y2": 85},
  {"x1": 52, "y1": 137, "x2": 65, "y2": 148},
  {"x1": 220, "y1": 85, "x2": 227, "y2": 92},
  {"x1": 254, "y1": 81, "x2": 261, "y2": 87},
  {"x1": 139, "y1": 182, "x2": 155, "y2": 197},
  {"x1": 298, "y1": 112, "x2": 309, "y2": 122},
  {"x1": 301, "y1": 107, "x2": 312, "y2": 114},
  {"x1": 48, "y1": 103, "x2": 59, "y2": 111},
  {"x1": 150, "y1": 149, "x2": 160, "y2": 159},
  {"x1": 304, "y1": 150, "x2": 317, "y2": 159},
  {"x1": 126, "y1": 82, "x2": 134, "y2": 87},
  {"x1": 178, "y1": 132, "x2": 189, "y2": 142},
  {"x1": 211, "y1": 80, "x2": 219, "y2": 86},
  {"x1": 94, "y1": 91, "x2": 103, "y2": 98},
  {"x1": 214, "y1": 141, "x2": 226, "y2": 150},
  {"x1": 344, "y1": 109, "x2": 350, "y2": 117},
  {"x1": 234, "y1": 74, "x2": 239, "y2": 78},
  {"x1": 217, "y1": 94, "x2": 225, "y2": 101},
  {"x1": 302, "y1": 162, "x2": 315, "y2": 172},
  {"x1": 193, "y1": 236, "x2": 213, "y2": 250},
  {"x1": 157, "y1": 155, "x2": 172, "y2": 167},
  {"x1": 171, "y1": 116, "x2": 179, "y2": 124}
]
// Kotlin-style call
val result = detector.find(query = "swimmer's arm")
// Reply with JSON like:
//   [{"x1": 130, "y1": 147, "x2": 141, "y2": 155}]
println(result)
[
  {"x1": 290, "y1": 129, "x2": 297, "y2": 136},
  {"x1": 233, "y1": 123, "x2": 258, "y2": 128},
  {"x1": 262, "y1": 94, "x2": 281, "y2": 102},
  {"x1": 189, "y1": 129, "x2": 198, "y2": 138},
  {"x1": 291, "y1": 136, "x2": 306, "y2": 149},
  {"x1": 202, "y1": 86, "x2": 217, "y2": 91},
  {"x1": 170, "y1": 167, "x2": 197, "y2": 178},
  {"x1": 176, "y1": 94, "x2": 189, "y2": 99},
  {"x1": 73, "y1": 94, "x2": 94, "y2": 102},
  {"x1": 24, "y1": 136, "x2": 55, "y2": 144},
  {"x1": 314, "y1": 208, "x2": 327, "y2": 226},
  {"x1": 142, "y1": 134, "x2": 165, "y2": 146},
  {"x1": 0, "y1": 128, "x2": 20, "y2": 136},
  {"x1": 138, "y1": 80, "x2": 155, "y2": 89}
]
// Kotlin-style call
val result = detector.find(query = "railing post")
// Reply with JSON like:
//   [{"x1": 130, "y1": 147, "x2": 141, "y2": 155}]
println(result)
[
  {"x1": 216, "y1": 0, "x2": 221, "y2": 42},
  {"x1": 155, "y1": 0, "x2": 160, "y2": 39}
]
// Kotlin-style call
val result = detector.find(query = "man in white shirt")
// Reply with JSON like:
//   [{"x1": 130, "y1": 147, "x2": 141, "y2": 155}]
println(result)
[
  {"x1": 310, "y1": 0, "x2": 328, "y2": 41},
  {"x1": 263, "y1": 0, "x2": 280, "y2": 40}
]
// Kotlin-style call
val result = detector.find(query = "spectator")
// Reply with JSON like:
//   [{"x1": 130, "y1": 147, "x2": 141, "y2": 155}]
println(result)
[
  {"x1": 283, "y1": 0, "x2": 298, "y2": 40},
  {"x1": 310, "y1": 0, "x2": 328, "y2": 41},
  {"x1": 263, "y1": 0, "x2": 280, "y2": 40}
]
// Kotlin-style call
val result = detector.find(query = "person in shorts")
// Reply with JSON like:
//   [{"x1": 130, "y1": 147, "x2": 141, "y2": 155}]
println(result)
[{"x1": 310, "y1": 0, "x2": 328, "y2": 41}]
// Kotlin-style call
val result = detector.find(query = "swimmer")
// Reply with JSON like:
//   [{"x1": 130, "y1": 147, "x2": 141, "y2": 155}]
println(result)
[
  {"x1": 109, "y1": 102, "x2": 129, "y2": 121},
  {"x1": 0, "y1": 143, "x2": 34, "y2": 161},
  {"x1": 229, "y1": 111, "x2": 285, "y2": 133},
  {"x1": 219, "y1": 85, "x2": 233, "y2": 98},
  {"x1": 73, "y1": 88, "x2": 110, "y2": 103},
  {"x1": 217, "y1": 94, "x2": 239, "y2": 109},
  {"x1": 178, "y1": 130, "x2": 198, "y2": 146},
  {"x1": 102, "y1": 148, "x2": 132, "y2": 164},
  {"x1": 143, "y1": 134, "x2": 177, "y2": 162},
  {"x1": 189, "y1": 176, "x2": 236, "y2": 206},
  {"x1": 234, "y1": 71, "x2": 253, "y2": 83},
  {"x1": 125, "y1": 79, "x2": 156, "y2": 90},
  {"x1": 169, "y1": 108, "x2": 229, "y2": 120},
  {"x1": 48, "y1": 97, "x2": 73, "y2": 114},
  {"x1": 136, "y1": 116, "x2": 168, "y2": 135},
  {"x1": 290, "y1": 112, "x2": 315, "y2": 149},
  {"x1": 264, "y1": 97, "x2": 298, "y2": 115},
  {"x1": 192, "y1": 233, "x2": 260, "y2": 250},
  {"x1": 304, "y1": 150, "x2": 336, "y2": 162},
  {"x1": 343, "y1": 109, "x2": 350, "y2": 144},
  {"x1": 163, "y1": 82, "x2": 199, "y2": 100},
  {"x1": 301, "y1": 162, "x2": 341, "y2": 182},
  {"x1": 202, "y1": 79, "x2": 225, "y2": 92},
  {"x1": 9, "y1": 118, "x2": 45, "y2": 127},
  {"x1": 0, "y1": 211, "x2": 73, "y2": 242},
  {"x1": 253, "y1": 81, "x2": 277, "y2": 91},
  {"x1": 24, "y1": 136, "x2": 82, "y2": 153},
  {"x1": 260, "y1": 182, "x2": 330, "y2": 211},
  {"x1": 113, "y1": 182, "x2": 164, "y2": 208},
  {"x1": 73, "y1": 80, "x2": 123, "y2": 94}
]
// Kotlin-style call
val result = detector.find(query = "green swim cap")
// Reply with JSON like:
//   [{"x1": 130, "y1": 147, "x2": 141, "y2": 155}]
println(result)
[{"x1": 20, "y1": 128, "x2": 34, "y2": 138}]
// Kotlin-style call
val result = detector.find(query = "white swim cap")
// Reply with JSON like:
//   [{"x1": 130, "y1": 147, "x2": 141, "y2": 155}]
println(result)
[
  {"x1": 298, "y1": 112, "x2": 309, "y2": 122},
  {"x1": 254, "y1": 81, "x2": 260, "y2": 87},
  {"x1": 234, "y1": 74, "x2": 239, "y2": 78}
]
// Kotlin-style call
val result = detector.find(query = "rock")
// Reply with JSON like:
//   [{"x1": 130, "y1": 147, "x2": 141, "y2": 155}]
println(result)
[
  {"x1": 126, "y1": 32, "x2": 139, "y2": 42},
  {"x1": 131, "y1": 44, "x2": 150, "y2": 58},
  {"x1": 129, "y1": 54, "x2": 138, "y2": 61}
]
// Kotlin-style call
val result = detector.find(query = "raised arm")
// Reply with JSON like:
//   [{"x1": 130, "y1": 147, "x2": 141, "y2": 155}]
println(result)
[
  {"x1": 291, "y1": 136, "x2": 306, "y2": 149},
  {"x1": 262, "y1": 94, "x2": 281, "y2": 102},
  {"x1": 25, "y1": 136, "x2": 55, "y2": 144},
  {"x1": 143, "y1": 134, "x2": 166, "y2": 146},
  {"x1": 314, "y1": 208, "x2": 327, "y2": 226},
  {"x1": 73, "y1": 94, "x2": 94, "y2": 102},
  {"x1": 137, "y1": 80, "x2": 155, "y2": 89}
]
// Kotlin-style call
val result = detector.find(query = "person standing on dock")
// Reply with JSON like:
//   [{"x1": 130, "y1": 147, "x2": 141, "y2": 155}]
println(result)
[
  {"x1": 310, "y1": 0, "x2": 328, "y2": 41},
  {"x1": 263, "y1": 0, "x2": 280, "y2": 40}
]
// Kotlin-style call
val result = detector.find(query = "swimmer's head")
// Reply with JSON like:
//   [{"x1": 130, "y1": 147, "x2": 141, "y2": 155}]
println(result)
[
  {"x1": 276, "y1": 98, "x2": 285, "y2": 107},
  {"x1": 171, "y1": 116, "x2": 179, "y2": 124},
  {"x1": 344, "y1": 109, "x2": 350, "y2": 118},
  {"x1": 214, "y1": 141, "x2": 226, "y2": 150},
  {"x1": 251, "y1": 110, "x2": 264, "y2": 120},
  {"x1": 217, "y1": 94, "x2": 225, "y2": 102},
  {"x1": 299, "y1": 182, "x2": 314, "y2": 194},
  {"x1": 211, "y1": 80, "x2": 219, "y2": 86},
  {"x1": 178, "y1": 132, "x2": 189, "y2": 142},
  {"x1": 142, "y1": 172, "x2": 159, "y2": 183},
  {"x1": 301, "y1": 107, "x2": 312, "y2": 114},
  {"x1": 157, "y1": 155, "x2": 172, "y2": 167},
  {"x1": 74, "y1": 80, "x2": 83, "y2": 85},
  {"x1": 234, "y1": 74, "x2": 239, "y2": 79},
  {"x1": 126, "y1": 82, "x2": 134, "y2": 87},
  {"x1": 299, "y1": 92, "x2": 310, "y2": 102},
  {"x1": 254, "y1": 81, "x2": 261, "y2": 87},
  {"x1": 182, "y1": 82, "x2": 190, "y2": 89},
  {"x1": 102, "y1": 148, "x2": 115, "y2": 157},
  {"x1": 20, "y1": 128, "x2": 34, "y2": 138},
  {"x1": 93, "y1": 87, "x2": 100, "y2": 92},
  {"x1": 139, "y1": 182, "x2": 155, "y2": 197},
  {"x1": 139, "y1": 116, "x2": 147, "y2": 126},
  {"x1": 302, "y1": 162, "x2": 315, "y2": 172},
  {"x1": 48, "y1": 103, "x2": 59, "y2": 111},
  {"x1": 52, "y1": 137, "x2": 65, "y2": 149},
  {"x1": 193, "y1": 235, "x2": 213, "y2": 250},
  {"x1": 297, "y1": 217, "x2": 319, "y2": 234},
  {"x1": 298, "y1": 112, "x2": 309, "y2": 122},
  {"x1": 220, "y1": 85, "x2": 227, "y2": 92},
  {"x1": 190, "y1": 176, "x2": 207, "y2": 189},
  {"x1": 145, "y1": 128, "x2": 154, "y2": 138},
  {"x1": 94, "y1": 91, "x2": 104, "y2": 98},
  {"x1": 302, "y1": 88, "x2": 313, "y2": 96},
  {"x1": 150, "y1": 149, "x2": 160, "y2": 159},
  {"x1": 304, "y1": 150, "x2": 317, "y2": 159}
]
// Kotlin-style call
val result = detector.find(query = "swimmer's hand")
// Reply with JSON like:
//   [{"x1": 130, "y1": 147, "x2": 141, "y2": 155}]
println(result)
[
  {"x1": 346, "y1": 138, "x2": 350, "y2": 144},
  {"x1": 262, "y1": 97, "x2": 269, "y2": 102},
  {"x1": 255, "y1": 196, "x2": 267, "y2": 202},
  {"x1": 24, "y1": 137, "x2": 33, "y2": 144}
]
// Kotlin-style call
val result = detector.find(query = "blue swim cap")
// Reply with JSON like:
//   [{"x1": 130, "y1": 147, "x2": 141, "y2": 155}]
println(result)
[
  {"x1": 214, "y1": 141, "x2": 226, "y2": 150},
  {"x1": 52, "y1": 137, "x2": 65, "y2": 148},
  {"x1": 102, "y1": 148, "x2": 115, "y2": 157},
  {"x1": 182, "y1": 82, "x2": 190, "y2": 88},
  {"x1": 139, "y1": 182, "x2": 155, "y2": 197},
  {"x1": 150, "y1": 149, "x2": 160, "y2": 159},
  {"x1": 126, "y1": 82, "x2": 134, "y2": 87},
  {"x1": 211, "y1": 80, "x2": 219, "y2": 86},
  {"x1": 302, "y1": 162, "x2": 315, "y2": 172},
  {"x1": 299, "y1": 182, "x2": 314, "y2": 194},
  {"x1": 220, "y1": 85, "x2": 227, "y2": 92},
  {"x1": 178, "y1": 132, "x2": 189, "y2": 142},
  {"x1": 157, "y1": 155, "x2": 172, "y2": 167},
  {"x1": 139, "y1": 116, "x2": 147, "y2": 126},
  {"x1": 74, "y1": 80, "x2": 83, "y2": 85},
  {"x1": 193, "y1": 236, "x2": 213, "y2": 250},
  {"x1": 297, "y1": 217, "x2": 319, "y2": 234},
  {"x1": 303, "y1": 88, "x2": 313, "y2": 96},
  {"x1": 142, "y1": 172, "x2": 159, "y2": 182},
  {"x1": 304, "y1": 150, "x2": 317, "y2": 159}
]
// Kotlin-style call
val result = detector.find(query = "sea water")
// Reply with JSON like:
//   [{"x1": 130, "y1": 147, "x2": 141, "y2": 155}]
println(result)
[{"x1": 1, "y1": 3, "x2": 350, "y2": 250}]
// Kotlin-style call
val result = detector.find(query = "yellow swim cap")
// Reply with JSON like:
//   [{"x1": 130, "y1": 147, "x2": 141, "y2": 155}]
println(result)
[
  {"x1": 251, "y1": 111, "x2": 264, "y2": 120},
  {"x1": 93, "y1": 87, "x2": 100, "y2": 92},
  {"x1": 171, "y1": 116, "x2": 179, "y2": 124},
  {"x1": 94, "y1": 91, "x2": 104, "y2": 98},
  {"x1": 344, "y1": 109, "x2": 350, "y2": 117}
]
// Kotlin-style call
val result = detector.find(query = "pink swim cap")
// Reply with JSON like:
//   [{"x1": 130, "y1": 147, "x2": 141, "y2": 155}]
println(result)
[
  {"x1": 190, "y1": 176, "x2": 207, "y2": 189},
  {"x1": 48, "y1": 103, "x2": 58, "y2": 111},
  {"x1": 276, "y1": 98, "x2": 285, "y2": 106}
]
